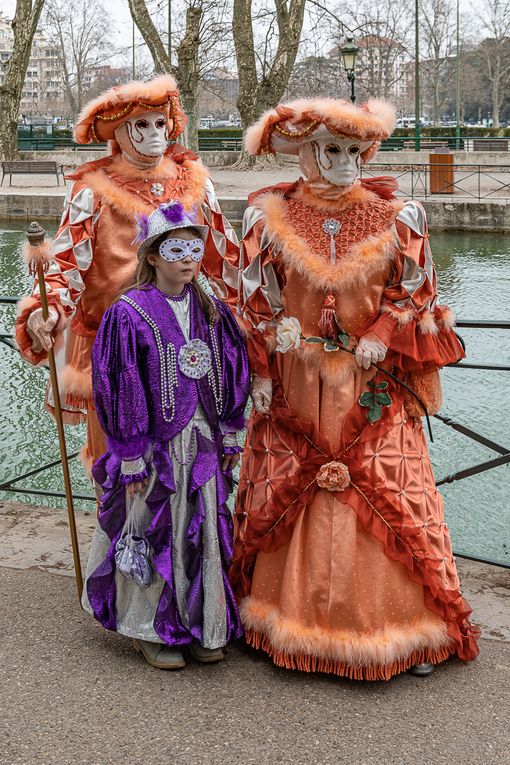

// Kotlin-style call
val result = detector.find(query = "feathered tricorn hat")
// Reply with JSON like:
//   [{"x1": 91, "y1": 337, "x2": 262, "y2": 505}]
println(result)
[
  {"x1": 74, "y1": 74, "x2": 187, "y2": 146},
  {"x1": 245, "y1": 98, "x2": 397, "y2": 163}
]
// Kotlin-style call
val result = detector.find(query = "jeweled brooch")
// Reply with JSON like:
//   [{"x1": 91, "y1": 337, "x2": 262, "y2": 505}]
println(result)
[
  {"x1": 178, "y1": 339, "x2": 212, "y2": 379},
  {"x1": 151, "y1": 182, "x2": 165, "y2": 197}
]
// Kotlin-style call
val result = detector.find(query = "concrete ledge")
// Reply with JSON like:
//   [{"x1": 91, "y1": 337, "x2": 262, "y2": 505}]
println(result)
[
  {"x1": 19, "y1": 149, "x2": 238, "y2": 168},
  {"x1": 18, "y1": 148, "x2": 510, "y2": 168},
  {"x1": 3, "y1": 193, "x2": 510, "y2": 231}
]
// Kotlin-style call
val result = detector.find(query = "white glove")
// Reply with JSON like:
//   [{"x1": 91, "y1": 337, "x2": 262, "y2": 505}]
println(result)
[
  {"x1": 26, "y1": 306, "x2": 59, "y2": 353},
  {"x1": 251, "y1": 376, "x2": 273, "y2": 415},
  {"x1": 355, "y1": 332, "x2": 387, "y2": 370}
]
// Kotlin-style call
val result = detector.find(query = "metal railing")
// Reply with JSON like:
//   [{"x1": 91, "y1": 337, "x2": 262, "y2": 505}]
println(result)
[
  {"x1": 16, "y1": 136, "x2": 245, "y2": 153},
  {"x1": 380, "y1": 135, "x2": 510, "y2": 152},
  {"x1": 0, "y1": 297, "x2": 508, "y2": 568},
  {"x1": 16, "y1": 133, "x2": 510, "y2": 154},
  {"x1": 361, "y1": 162, "x2": 510, "y2": 200}
]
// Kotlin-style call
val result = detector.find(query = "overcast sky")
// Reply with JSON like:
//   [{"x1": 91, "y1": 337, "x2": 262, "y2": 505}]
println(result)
[{"x1": 3, "y1": 0, "x2": 481, "y2": 69}]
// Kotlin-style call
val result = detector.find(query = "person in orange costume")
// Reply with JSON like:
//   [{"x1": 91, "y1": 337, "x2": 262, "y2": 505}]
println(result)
[
  {"x1": 15, "y1": 75, "x2": 239, "y2": 472},
  {"x1": 230, "y1": 98, "x2": 480, "y2": 680}
]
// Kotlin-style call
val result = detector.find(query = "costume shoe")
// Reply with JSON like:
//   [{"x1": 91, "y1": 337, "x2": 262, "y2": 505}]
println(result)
[
  {"x1": 133, "y1": 639, "x2": 186, "y2": 669},
  {"x1": 189, "y1": 640, "x2": 224, "y2": 663},
  {"x1": 408, "y1": 663, "x2": 435, "y2": 676}
]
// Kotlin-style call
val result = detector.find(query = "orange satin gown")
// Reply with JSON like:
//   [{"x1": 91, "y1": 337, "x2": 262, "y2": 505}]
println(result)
[{"x1": 232, "y1": 182, "x2": 479, "y2": 680}]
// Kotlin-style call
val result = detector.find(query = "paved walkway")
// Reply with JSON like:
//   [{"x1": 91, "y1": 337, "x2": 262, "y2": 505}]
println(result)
[
  {"x1": 2, "y1": 163, "x2": 510, "y2": 201},
  {"x1": 0, "y1": 500, "x2": 509, "y2": 764}
]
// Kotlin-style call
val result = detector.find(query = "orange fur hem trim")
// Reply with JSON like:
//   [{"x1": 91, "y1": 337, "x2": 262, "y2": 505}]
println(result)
[
  {"x1": 82, "y1": 158, "x2": 208, "y2": 221},
  {"x1": 296, "y1": 343, "x2": 359, "y2": 387},
  {"x1": 60, "y1": 365, "x2": 93, "y2": 408},
  {"x1": 405, "y1": 367, "x2": 443, "y2": 418},
  {"x1": 16, "y1": 294, "x2": 40, "y2": 318},
  {"x1": 436, "y1": 305, "x2": 455, "y2": 331},
  {"x1": 22, "y1": 238, "x2": 53, "y2": 270},
  {"x1": 245, "y1": 628, "x2": 454, "y2": 681},
  {"x1": 257, "y1": 192, "x2": 397, "y2": 294},
  {"x1": 240, "y1": 597, "x2": 453, "y2": 670},
  {"x1": 418, "y1": 310, "x2": 439, "y2": 335},
  {"x1": 79, "y1": 445, "x2": 93, "y2": 478},
  {"x1": 381, "y1": 302, "x2": 417, "y2": 327}
]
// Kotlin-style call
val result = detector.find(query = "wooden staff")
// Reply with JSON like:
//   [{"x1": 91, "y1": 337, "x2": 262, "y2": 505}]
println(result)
[{"x1": 25, "y1": 221, "x2": 84, "y2": 601}]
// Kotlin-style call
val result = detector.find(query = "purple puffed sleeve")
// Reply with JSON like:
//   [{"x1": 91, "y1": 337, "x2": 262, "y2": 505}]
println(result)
[
  {"x1": 215, "y1": 300, "x2": 250, "y2": 436},
  {"x1": 92, "y1": 302, "x2": 151, "y2": 468}
]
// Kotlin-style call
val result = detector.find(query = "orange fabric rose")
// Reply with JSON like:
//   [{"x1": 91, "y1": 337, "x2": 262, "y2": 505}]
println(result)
[{"x1": 316, "y1": 461, "x2": 350, "y2": 491}]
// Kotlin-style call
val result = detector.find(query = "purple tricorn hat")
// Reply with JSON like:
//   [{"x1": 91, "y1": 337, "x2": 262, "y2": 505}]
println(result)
[{"x1": 133, "y1": 201, "x2": 209, "y2": 258}]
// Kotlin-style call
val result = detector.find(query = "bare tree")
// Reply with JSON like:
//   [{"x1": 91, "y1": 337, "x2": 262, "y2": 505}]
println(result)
[
  {"x1": 477, "y1": 0, "x2": 510, "y2": 127},
  {"x1": 44, "y1": 0, "x2": 112, "y2": 117},
  {"x1": 0, "y1": 0, "x2": 46, "y2": 160},
  {"x1": 420, "y1": 0, "x2": 456, "y2": 124},
  {"x1": 232, "y1": 0, "x2": 307, "y2": 166},
  {"x1": 285, "y1": 55, "x2": 344, "y2": 100},
  {"x1": 127, "y1": 0, "x2": 231, "y2": 151},
  {"x1": 334, "y1": 0, "x2": 413, "y2": 107}
]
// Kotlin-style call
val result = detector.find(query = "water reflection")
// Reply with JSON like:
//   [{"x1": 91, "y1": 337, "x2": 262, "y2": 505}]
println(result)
[{"x1": 1, "y1": 223, "x2": 509, "y2": 563}]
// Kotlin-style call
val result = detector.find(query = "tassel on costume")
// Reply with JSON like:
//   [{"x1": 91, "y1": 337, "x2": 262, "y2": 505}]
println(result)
[{"x1": 318, "y1": 294, "x2": 338, "y2": 340}]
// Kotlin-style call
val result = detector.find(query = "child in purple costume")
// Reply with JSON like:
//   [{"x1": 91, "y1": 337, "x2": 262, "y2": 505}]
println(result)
[{"x1": 82, "y1": 202, "x2": 250, "y2": 669}]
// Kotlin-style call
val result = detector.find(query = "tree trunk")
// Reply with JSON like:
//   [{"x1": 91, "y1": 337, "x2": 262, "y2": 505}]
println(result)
[
  {"x1": 176, "y1": 6, "x2": 202, "y2": 153},
  {"x1": 492, "y1": 56, "x2": 501, "y2": 128},
  {"x1": 0, "y1": 0, "x2": 46, "y2": 160},
  {"x1": 128, "y1": 0, "x2": 203, "y2": 151},
  {"x1": 232, "y1": 0, "x2": 306, "y2": 167}
]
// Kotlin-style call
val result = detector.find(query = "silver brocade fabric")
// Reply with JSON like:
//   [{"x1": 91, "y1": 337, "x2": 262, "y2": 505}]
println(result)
[{"x1": 82, "y1": 406, "x2": 227, "y2": 648}]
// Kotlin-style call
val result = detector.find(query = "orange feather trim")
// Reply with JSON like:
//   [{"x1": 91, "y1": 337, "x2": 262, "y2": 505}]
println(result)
[
  {"x1": 22, "y1": 238, "x2": 53, "y2": 274},
  {"x1": 404, "y1": 367, "x2": 443, "y2": 418},
  {"x1": 59, "y1": 364, "x2": 93, "y2": 409},
  {"x1": 81, "y1": 158, "x2": 208, "y2": 221},
  {"x1": 240, "y1": 596, "x2": 452, "y2": 671},
  {"x1": 418, "y1": 310, "x2": 439, "y2": 335},
  {"x1": 245, "y1": 628, "x2": 455, "y2": 681},
  {"x1": 257, "y1": 191, "x2": 398, "y2": 294}
]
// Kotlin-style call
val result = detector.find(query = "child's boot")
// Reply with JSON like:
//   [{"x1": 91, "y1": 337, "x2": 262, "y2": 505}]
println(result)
[
  {"x1": 190, "y1": 640, "x2": 224, "y2": 663},
  {"x1": 133, "y1": 639, "x2": 186, "y2": 670}
]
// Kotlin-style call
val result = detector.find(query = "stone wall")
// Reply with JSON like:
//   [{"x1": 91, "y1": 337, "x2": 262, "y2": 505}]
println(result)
[
  {"x1": 18, "y1": 149, "x2": 510, "y2": 169},
  {"x1": 3, "y1": 192, "x2": 510, "y2": 230}
]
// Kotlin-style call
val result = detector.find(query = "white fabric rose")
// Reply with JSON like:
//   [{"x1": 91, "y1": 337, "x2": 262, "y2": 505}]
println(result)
[{"x1": 276, "y1": 317, "x2": 302, "y2": 353}]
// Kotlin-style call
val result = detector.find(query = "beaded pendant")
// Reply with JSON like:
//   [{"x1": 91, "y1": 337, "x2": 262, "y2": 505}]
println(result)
[{"x1": 178, "y1": 339, "x2": 212, "y2": 379}]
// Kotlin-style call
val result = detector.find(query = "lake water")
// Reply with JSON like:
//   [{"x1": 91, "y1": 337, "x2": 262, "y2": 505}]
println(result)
[{"x1": 0, "y1": 222, "x2": 509, "y2": 564}]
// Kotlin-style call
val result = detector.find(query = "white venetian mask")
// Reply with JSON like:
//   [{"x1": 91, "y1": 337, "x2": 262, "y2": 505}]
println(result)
[
  {"x1": 310, "y1": 137, "x2": 372, "y2": 187},
  {"x1": 115, "y1": 110, "x2": 169, "y2": 164},
  {"x1": 125, "y1": 111, "x2": 168, "y2": 157}
]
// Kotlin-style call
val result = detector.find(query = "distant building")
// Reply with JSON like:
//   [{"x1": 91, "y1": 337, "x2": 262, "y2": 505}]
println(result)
[
  {"x1": 0, "y1": 13, "x2": 66, "y2": 116},
  {"x1": 329, "y1": 35, "x2": 410, "y2": 107},
  {"x1": 82, "y1": 65, "x2": 131, "y2": 98}
]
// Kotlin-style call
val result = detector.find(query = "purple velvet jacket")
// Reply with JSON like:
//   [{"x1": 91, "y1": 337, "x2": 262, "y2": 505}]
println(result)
[{"x1": 91, "y1": 284, "x2": 250, "y2": 481}]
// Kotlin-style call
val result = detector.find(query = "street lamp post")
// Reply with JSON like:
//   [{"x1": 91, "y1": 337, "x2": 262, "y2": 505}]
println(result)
[
  {"x1": 340, "y1": 37, "x2": 360, "y2": 104},
  {"x1": 414, "y1": 0, "x2": 421, "y2": 151}
]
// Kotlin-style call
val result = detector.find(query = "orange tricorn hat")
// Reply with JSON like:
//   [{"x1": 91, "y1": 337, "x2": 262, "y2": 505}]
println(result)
[
  {"x1": 244, "y1": 98, "x2": 396, "y2": 163},
  {"x1": 74, "y1": 74, "x2": 187, "y2": 145}
]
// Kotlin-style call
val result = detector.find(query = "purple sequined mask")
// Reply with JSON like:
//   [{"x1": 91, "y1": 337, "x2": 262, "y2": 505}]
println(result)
[{"x1": 159, "y1": 237, "x2": 204, "y2": 263}]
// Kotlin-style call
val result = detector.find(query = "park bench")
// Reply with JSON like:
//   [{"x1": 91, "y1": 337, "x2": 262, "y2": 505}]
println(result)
[
  {"x1": 403, "y1": 140, "x2": 449, "y2": 151},
  {"x1": 1, "y1": 160, "x2": 65, "y2": 186}
]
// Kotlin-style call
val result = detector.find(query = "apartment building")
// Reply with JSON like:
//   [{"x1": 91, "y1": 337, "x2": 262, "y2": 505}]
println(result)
[{"x1": 0, "y1": 13, "x2": 66, "y2": 115}]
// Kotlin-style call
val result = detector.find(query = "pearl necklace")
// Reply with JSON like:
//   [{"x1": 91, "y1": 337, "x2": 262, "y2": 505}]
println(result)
[{"x1": 120, "y1": 294, "x2": 224, "y2": 420}]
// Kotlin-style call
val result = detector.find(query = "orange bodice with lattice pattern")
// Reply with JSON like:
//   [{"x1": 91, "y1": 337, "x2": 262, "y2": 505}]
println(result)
[{"x1": 285, "y1": 195, "x2": 397, "y2": 262}]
